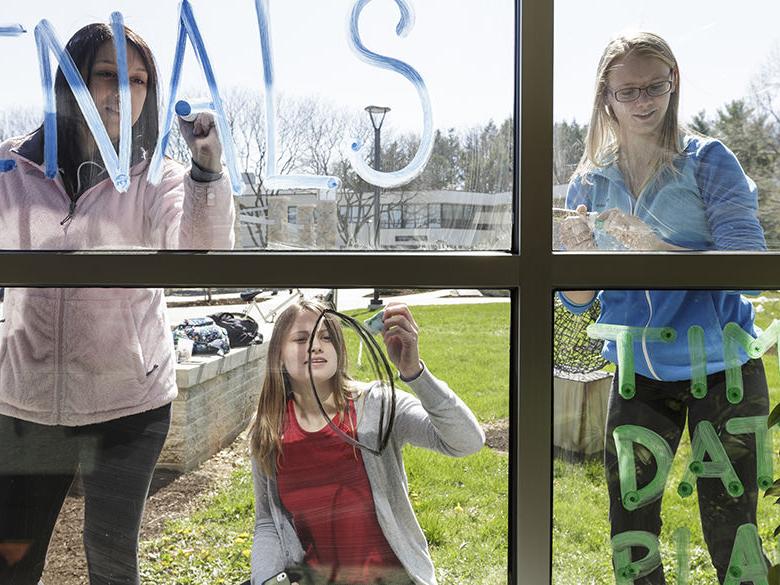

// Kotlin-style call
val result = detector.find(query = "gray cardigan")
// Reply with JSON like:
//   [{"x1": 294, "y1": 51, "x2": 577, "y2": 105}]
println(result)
[{"x1": 250, "y1": 365, "x2": 486, "y2": 585}]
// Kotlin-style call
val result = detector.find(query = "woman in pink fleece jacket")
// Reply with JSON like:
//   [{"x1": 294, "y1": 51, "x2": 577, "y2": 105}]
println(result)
[{"x1": 0, "y1": 23, "x2": 235, "y2": 585}]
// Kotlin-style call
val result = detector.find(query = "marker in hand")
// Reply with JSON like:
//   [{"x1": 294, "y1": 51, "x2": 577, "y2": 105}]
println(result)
[{"x1": 175, "y1": 98, "x2": 214, "y2": 122}]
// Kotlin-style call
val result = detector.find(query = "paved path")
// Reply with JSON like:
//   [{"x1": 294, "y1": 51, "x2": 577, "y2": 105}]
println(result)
[{"x1": 0, "y1": 288, "x2": 509, "y2": 339}]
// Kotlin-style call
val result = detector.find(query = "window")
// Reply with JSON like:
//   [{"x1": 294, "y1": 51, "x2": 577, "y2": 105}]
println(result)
[
  {"x1": 549, "y1": 2, "x2": 780, "y2": 584},
  {"x1": 0, "y1": 1, "x2": 517, "y2": 584}
]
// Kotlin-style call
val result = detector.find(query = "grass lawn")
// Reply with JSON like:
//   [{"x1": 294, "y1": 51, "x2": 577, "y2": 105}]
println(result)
[
  {"x1": 140, "y1": 303, "x2": 510, "y2": 585},
  {"x1": 553, "y1": 292, "x2": 780, "y2": 584}
]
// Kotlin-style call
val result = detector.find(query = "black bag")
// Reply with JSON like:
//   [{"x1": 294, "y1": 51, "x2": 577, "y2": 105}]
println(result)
[
  {"x1": 174, "y1": 317, "x2": 231, "y2": 356},
  {"x1": 209, "y1": 312, "x2": 262, "y2": 347}
]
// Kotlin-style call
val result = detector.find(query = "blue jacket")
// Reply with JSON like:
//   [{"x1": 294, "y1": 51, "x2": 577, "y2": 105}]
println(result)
[{"x1": 560, "y1": 136, "x2": 766, "y2": 381}]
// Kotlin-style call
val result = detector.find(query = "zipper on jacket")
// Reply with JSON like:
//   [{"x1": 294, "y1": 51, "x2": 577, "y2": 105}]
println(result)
[
  {"x1": 60, "y1": 199, "x2": 77, "y2": 226},
  {"x1": 145, "y1": 364, "x2": 159, "y2": 377}
]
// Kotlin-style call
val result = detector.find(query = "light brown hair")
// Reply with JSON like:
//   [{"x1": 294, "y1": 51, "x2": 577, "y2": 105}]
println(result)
[
  {"x1": 248, "y1": 299, "x2": 354, "y2": 475},
  {"x1": 574, "y1": 31, "x2": 685, "y2": 188}
]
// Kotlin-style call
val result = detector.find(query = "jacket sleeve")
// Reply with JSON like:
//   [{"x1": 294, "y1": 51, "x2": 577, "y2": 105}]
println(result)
[
  {"x1": 391, "y1": 365, "x2": 485, "y2": 457},
  {"x1": 250, "y1": 458, "x2": 287, "y2": 585},
  {"x1": 144, "y1": 160, "x2": 236, "y2": 250},
  {"x1": 557, "y1": 290, "x2": 597, "y2": 315},
  {"x1": 565, "y1": 176, "x2": 591, "y2": 211},
  {"x1": 560, "y1": 176, "x2": 599, "y2": 314},
  {"x1": 695, "y1": 140, "x2": 766, "y2": 251}
]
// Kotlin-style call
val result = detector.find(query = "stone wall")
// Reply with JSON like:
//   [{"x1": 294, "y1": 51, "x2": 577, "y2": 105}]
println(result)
[{"x1": 158, "y1": 343, "x2": 268, "y2": 472}]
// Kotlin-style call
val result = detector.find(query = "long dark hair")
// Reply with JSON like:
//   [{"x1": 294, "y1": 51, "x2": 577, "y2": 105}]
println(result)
[{"x1": 49, "y1": 23, "x2": 159, "y2": 197}]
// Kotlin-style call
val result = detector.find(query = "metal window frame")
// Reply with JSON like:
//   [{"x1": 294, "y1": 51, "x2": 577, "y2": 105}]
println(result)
[{"x1": 4, "y1": 1, "x2": 778, "y2": 584}]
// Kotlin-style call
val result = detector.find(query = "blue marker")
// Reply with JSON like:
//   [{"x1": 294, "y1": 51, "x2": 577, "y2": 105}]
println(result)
[
  {"x1": 1, "y1": 25, "x2": 26, "y2": 172},
  {"x1": 34, "y1": 17, "x2": 131, "y2": 191},
  {"x1": 252, "y1": 0, "x2": 341, "y2": 192},
  {"x1": 175, "y1": 98, "x2": 214, "y2": 122},
  {"x1": 0, "y1": 24, "x2": 26, "y2": 36},
  {"x1": 149, "y1": 0, "x2": 243, "y2": 194},
  {"x1": 110, "y1": 12, "x2": 132, "y2": 188},
  {"x1": 347, "y1": 0, "x2": 434, "y2": 189}
]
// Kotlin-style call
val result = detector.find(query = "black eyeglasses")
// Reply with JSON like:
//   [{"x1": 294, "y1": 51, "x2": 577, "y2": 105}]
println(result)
[{"x1": 610, "y1": 79, "x2": 673, "y2": 103}]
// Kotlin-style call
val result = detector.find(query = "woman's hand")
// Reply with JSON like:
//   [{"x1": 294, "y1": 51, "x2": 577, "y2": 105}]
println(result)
[
  {"x1": 559, "y1": 204, "x2": 596, "y2": 250},
  {"x1": 596, "y1": 208, "x2": 666, "y2": 250},
  {"x1": 178, "y1": 112, "x2": 223, "y2": 173},
  {"x1": 381, "y1": 303, "x2": 423, "y2": 380}
]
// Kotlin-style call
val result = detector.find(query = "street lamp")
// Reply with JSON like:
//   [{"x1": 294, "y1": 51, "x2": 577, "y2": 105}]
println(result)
[
  {"x1": 365, "y1": 105, "x2": 390, "y2": 248},
  {"x1": 365, "y1": 105, "x2": 390, "y2": 310}
]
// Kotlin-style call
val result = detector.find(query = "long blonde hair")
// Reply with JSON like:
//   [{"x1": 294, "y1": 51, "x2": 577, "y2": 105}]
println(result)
[
  {"x1": 249, "y1": 299, "x2": 353, "y2": 475},
  {"x1": 574, "y1": 32, "x2": 685, "y2": 187}
]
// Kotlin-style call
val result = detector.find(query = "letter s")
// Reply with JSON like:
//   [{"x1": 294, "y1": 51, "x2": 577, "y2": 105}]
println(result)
[{"x1": 347, "y1": 0, "x2": 434, "y2": 189}]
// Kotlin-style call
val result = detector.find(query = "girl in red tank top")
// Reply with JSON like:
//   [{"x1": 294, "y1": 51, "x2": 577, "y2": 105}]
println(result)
[{"x1": 249, "y1": 299, "x2": 426, "y2": 585}]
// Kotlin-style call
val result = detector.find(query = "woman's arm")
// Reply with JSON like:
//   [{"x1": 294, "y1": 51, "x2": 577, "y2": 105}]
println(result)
[
  {"x1": 144, "y1": 113, "x2": 235, "y2": 250},
  {"x1": 250, "y1": 459, "x2": 288, "y2": 584},
  {"x1": 696, "y1": 140, "x2": 766, "y2": 251},
  {"x1": 379, "y1": 302, "x2": 484, "y2": 455},
  {"x1": 392, "y1": 366, "x2": 485, "y2": 457}
]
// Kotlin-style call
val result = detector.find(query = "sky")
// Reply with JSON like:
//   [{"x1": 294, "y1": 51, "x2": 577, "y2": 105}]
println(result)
[
  {"x1": 0, "y1": 0, "x2": 515, "y2": 135},
  {"x1": 4, "y1": 0, "x2": 776, "y2": 136},
  {"x1": 555, "y1": 0, "x2": 780, "y2": 124}
]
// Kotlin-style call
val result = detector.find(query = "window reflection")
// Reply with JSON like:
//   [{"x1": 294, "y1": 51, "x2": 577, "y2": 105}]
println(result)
[
  {"x1": 0, "y1": 288, "x2": 509, "y2": 585},
  {"x1": 553, "y1": 288, "x2": 780, "y2": 583},
  {"x1": 0, "y1": 0, "x2": 514, "y2": 252}
]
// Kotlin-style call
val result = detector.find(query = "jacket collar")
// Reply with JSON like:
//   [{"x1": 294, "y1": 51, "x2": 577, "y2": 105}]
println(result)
[{"x1": 12, "y1": 127, "x2": 45, "y2": 166}]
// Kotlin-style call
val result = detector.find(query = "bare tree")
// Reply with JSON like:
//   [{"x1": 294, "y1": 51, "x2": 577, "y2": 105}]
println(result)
[{"x1": 0, "y1": 106, "x2": 42, "y2": 141}]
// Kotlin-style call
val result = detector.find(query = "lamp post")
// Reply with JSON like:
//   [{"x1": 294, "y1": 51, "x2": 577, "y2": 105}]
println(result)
[
  {"x1": 365, "y1": 105, "x2": 390, "y2": 310},
  {"x1": 365, "y1": 105, "x2": 390, "y2": 248}
]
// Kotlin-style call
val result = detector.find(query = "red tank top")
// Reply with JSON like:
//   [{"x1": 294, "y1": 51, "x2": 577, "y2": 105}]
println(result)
[{"x1": 276, "y1": 398, "x2": 405, "y2": 584}]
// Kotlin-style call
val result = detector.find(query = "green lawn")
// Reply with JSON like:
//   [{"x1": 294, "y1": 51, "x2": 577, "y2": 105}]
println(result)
[
  {"x1": 553, "y1": 292, "x2": 780, "y2": 584},
  {"x1": 140, "y1": 303, "x2": 510, "y2": 585}
]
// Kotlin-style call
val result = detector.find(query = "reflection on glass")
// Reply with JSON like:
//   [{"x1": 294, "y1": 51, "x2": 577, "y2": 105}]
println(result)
[
  {"x1": 0, "y1": 21, "x2": 235, "y2": 251},
  {"x1": 0, "y1": 0, "x2": 514, "y2": 252},
  {"x1": 553, "y1": 289, "x2": 780, "y2": 583},
  {"x1": 554, "y1": 32, "x2": 764, "y2": 253},
  {"x1": 0, "y1": 288, "x2": 509, "y2": 584}
]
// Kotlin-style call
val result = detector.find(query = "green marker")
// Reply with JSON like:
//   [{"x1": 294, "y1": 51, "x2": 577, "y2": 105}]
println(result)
[
  {"x1": 687, "y1": 325, "x2": 707, "y2": 398},
  {"x1": 678, "y1": 421, "x2": 743, "y2": 498},
  {"x1": 587, "y1": 323, "x2": 676, "y2": 400},
  {"x1": 749, "y1": 319, "x2": 780, "y2": 358},
  {"x1": 726, "y1": 416, "x2": 774, "y2": 491},
  {"x1": 723, "y1": 523, "x2": 768, "y2": 585},
  {"x1": 723, "y1": 324, "x2": 746, "y2": 404},
  {"x1": 616, "y1": 331, "x2": 635, "y2": 399},
  {"x1": 613, "y1": 425, "x2": 673, "y2": 512},
  {"x1": 674, "y1": 527, "x2": 690, "y2": 585},
  {"x1": 587, "y1": 323, "x2": 676, "y2": 342},
  {"x1": 612, "y1": 530, "x2": 662, "y2": 585}
]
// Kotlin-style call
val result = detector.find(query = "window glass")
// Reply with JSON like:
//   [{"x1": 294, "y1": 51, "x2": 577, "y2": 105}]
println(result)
[
  {"x1": 554, "y1": 1, "x2": 780, "y2": 253},
  {"x1": 0, "y1": 286, "x2": 509, "y2": 584},
  {"x1": 554, "y1": 288, "x2": 780, "y2": 583},
  {"x1": 0, "y1": 0, "x2": 514, "y2": 252}
]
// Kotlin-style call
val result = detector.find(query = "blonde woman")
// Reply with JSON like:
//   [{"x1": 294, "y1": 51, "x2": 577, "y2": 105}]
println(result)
[
  {"x1": 559, "y1": 33, "x2": 769, "y2": 584},
  {"x1": 248, "y1": 300, "x2": 484, "y2": 585}
]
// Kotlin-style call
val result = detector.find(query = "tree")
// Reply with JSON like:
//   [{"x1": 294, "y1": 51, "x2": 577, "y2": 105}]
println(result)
[
  {"x1": 701, "y1": 100, "x2": 780, "y2": 247},
  {"x1": 552, "y1": 119, "x2": 586, "y2": 184},
  {"x1": 461, "y1": 118, "x2": 513, "y2": 194}
]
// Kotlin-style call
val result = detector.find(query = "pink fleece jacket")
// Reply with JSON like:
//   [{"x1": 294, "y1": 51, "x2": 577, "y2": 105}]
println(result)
[{"x1": 0, "y1": 132, "x2": 236, "y2": 425}]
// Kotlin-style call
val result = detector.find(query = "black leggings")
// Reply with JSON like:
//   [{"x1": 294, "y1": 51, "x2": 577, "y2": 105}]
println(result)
[
  {"x1": 604, "y1": 359, "x2": 770, "y2": 584},
  {"x1": 0, "y1": 404, "x2": 171, "y2": 585}
]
